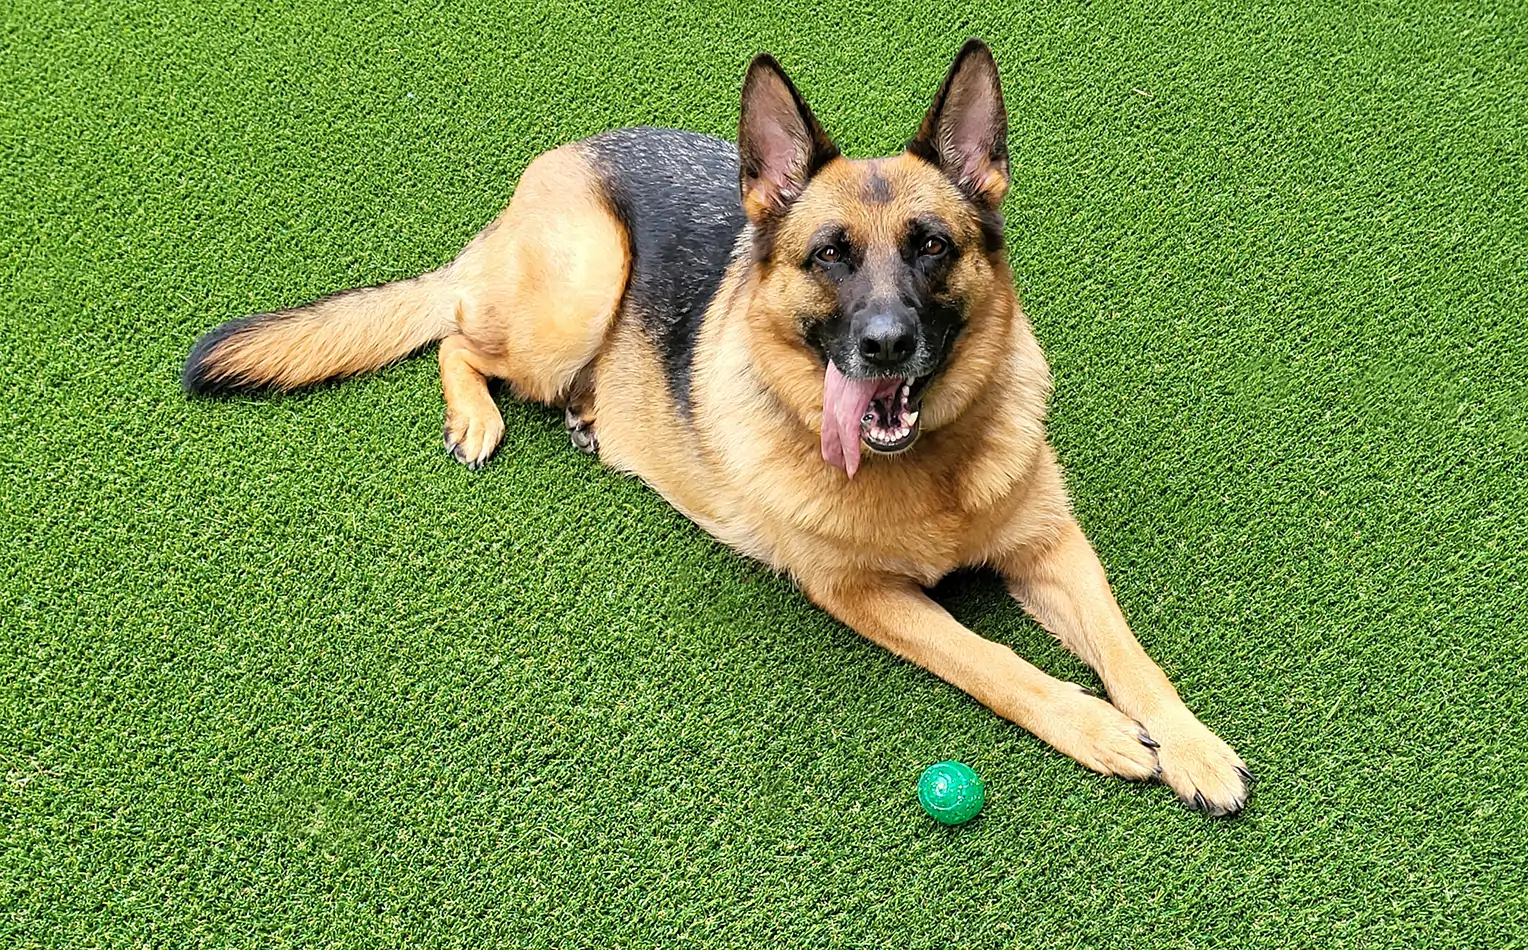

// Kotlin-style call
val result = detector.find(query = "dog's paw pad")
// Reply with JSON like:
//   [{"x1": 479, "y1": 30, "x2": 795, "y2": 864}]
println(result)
[{"x1": 563, "y1": 404, "x2": 598, "y2": 455}]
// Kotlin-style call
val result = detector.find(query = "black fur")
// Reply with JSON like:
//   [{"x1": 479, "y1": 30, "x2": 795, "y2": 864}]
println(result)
[
  {"x1": 582, "y1": 128, "x2": 747, "y2": 417},
  {"x1": 862, "y1": 171, "x2": 893, "y2": 204},
  {"x1": 181, "y1": 311, "x2": 280, "y2": 395}
]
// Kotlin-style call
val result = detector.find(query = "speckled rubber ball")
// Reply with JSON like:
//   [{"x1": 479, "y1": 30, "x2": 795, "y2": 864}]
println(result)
[{"x1": 917, "y1": 761, "x2": 985, "y2": 825}]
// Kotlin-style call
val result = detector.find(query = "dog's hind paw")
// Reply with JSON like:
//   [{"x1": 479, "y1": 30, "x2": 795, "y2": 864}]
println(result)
[
  {"x1": 443, "y1": 408, "x2": 504, "y2": 470},
  {"x1": 563, "y1": 404, "x2": 598, "y2": 455}
]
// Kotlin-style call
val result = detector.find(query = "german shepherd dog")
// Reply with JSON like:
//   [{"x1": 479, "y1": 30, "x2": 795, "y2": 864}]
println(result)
[{"x1": 184, "y1": 40, "x2": 1251, "y2": 815}]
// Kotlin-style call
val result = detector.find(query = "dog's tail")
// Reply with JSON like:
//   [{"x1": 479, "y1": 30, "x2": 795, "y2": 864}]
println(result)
[{"x1": 182, "y1": 269, "x2": 456, "y2": 396}]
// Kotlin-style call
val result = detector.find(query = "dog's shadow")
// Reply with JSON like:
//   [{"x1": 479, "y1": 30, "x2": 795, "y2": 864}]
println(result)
[{"x1": 929, "y1": 568, "x2": 1094, "y2": 686}]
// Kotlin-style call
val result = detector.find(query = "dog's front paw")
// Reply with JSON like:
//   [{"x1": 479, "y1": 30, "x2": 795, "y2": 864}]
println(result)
[
  {"x1": 1147, "y1": 713, "x2": 1251, "y2": 817},
  {"x1": 1043, "y1": 686, "x2": 1161, "y2": 781}
]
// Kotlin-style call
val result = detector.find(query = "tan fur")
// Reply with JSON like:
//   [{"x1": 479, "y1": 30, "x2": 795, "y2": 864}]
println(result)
[
  {"x1": 686, "y1": 155, "x2": 1057, "y2": 580},
  {"x1": 189, "y1": 272, "x2": 456, "y2": 392},
  {"x1": 435, "y1": 146, "x2": 630, "y2": 467},
  {"x1": 186, "y1": 55, "x2": 1249, "y2": 815},
  {"x1": 998, "y1": 512, "x2": 1250, "y2": 809}
]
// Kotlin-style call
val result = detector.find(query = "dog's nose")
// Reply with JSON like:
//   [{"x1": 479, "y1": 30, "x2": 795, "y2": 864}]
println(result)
[{"x1": 857, "y1": 313, "x2": 916, "y2": 367}]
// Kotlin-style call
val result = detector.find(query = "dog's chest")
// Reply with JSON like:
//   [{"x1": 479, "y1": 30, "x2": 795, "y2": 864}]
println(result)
[{"x1": 723, "y1": 461, "x2": 995, "y2": 582}]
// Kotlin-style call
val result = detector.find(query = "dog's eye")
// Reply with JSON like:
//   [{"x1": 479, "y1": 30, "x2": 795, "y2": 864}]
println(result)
[
  {"x1": 815, "y1": 245, "x2": 842, "y2": 265},
  {"x1": 920, "y1": 237, "x2": 948, "y2": 258}
]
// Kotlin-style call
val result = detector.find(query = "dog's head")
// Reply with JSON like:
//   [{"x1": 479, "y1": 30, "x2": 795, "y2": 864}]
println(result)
[{"x1": 737, "y1": 40, "x2": 1017, "y2": 478}]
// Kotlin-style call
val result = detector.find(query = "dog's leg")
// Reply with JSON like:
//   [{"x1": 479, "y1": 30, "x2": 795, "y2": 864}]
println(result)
[
  {"x1": 803, "y1": 576, "x2": 1160, "y2": 780},
  {"x1": 999, "y1": 519, "x2": 1251, "y2": 815},
  {"x1": 439, "y1": 334, "x2": 506, "y2": 469},
  {"x1": 434, "y1": 144, "x2": 628, "y2": 469}
]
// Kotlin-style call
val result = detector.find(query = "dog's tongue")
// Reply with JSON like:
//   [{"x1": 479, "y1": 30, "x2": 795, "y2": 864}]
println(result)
[{"x1": 822, "y1": 361, "x2": 900, "y2": 479}]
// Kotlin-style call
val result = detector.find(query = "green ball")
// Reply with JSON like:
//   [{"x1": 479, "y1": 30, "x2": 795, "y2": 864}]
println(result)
[{"x1": 917, "y1": 761, "x2": 985, "y2": 825}]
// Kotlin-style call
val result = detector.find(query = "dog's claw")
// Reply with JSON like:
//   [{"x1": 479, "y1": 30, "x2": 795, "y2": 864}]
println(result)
[
  {"x1": 1138, "y1": 734, "x2": 1160, "y2": 750},
  {"x1": 1235, "y1": 765, "x2": 1254, "y2": 786}
]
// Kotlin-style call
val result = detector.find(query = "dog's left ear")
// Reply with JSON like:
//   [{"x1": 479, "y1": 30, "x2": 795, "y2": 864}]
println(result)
[
  {"x1": 737, "y1": 54, "x2": 839, "y2": 222},
  {"x1": 907, "y1": 39, "x2": 1010, "y2": 208}
]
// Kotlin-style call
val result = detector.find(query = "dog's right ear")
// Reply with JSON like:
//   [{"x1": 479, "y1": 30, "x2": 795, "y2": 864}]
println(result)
[{"x1": 737, "y1": 54, "x2": 839, "y2": 223}]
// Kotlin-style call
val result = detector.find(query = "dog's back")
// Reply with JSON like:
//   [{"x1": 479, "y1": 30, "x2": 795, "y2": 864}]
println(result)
[{"x1": 580, "y1": 129, "x2": 746, "y2": 417}]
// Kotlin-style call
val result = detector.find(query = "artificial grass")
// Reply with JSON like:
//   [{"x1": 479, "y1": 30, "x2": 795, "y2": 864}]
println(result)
[{"x1": 3, "y1": 0, "x2": 1526, "y2": 945}]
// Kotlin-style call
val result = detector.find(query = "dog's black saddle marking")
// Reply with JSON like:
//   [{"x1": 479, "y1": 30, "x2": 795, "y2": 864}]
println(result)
[{"x1": 583, "y1": 128, "x2": 748, "y2": 417}]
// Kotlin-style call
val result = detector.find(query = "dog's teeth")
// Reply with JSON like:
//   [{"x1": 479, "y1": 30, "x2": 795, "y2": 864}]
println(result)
[{"x1": 905, "y1": 410, "x2": 919, "y2": 425}]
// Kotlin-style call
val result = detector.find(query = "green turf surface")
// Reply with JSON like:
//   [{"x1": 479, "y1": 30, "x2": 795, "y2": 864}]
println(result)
[{"x1": 4, "y1": 0, "x2": 1527, "y2": 945}]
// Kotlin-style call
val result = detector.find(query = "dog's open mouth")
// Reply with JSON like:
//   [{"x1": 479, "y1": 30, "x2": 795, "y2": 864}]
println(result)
[
  {"x1": 860, "y1": 379, "x2": 922, "y2": 453},
  {"x1": 822, "y1": 362, "x2": 930, "y2": 478}
]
